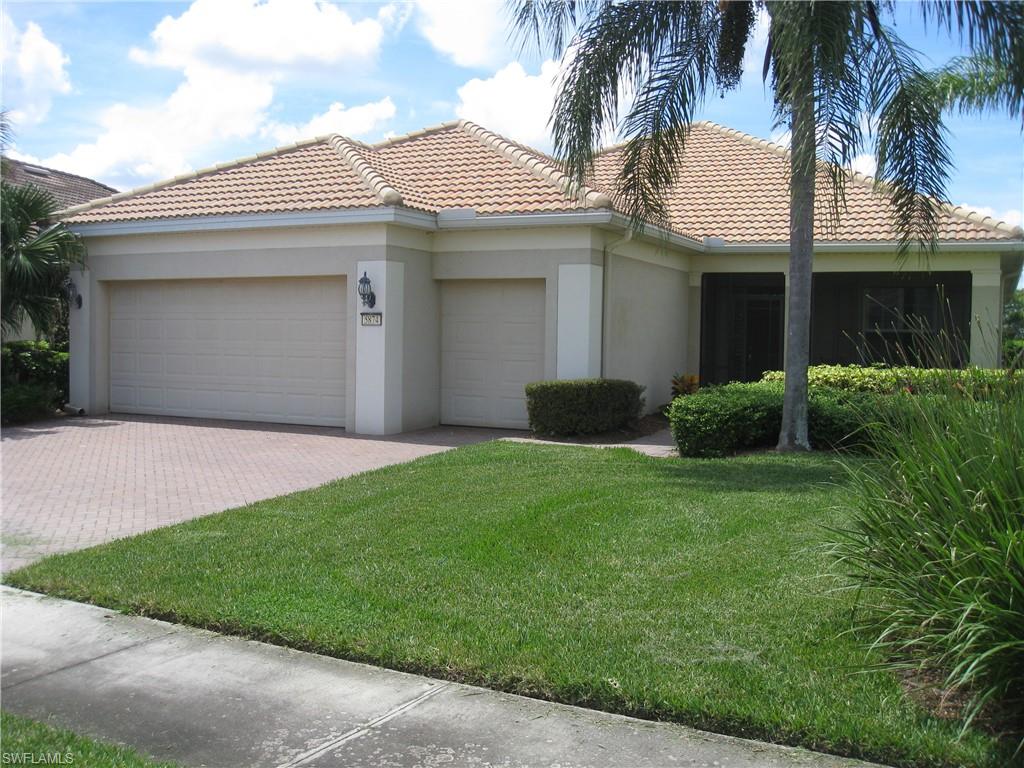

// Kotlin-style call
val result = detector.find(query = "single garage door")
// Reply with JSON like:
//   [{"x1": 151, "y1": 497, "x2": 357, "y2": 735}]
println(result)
[
  {"x1": 441, "y1": 279, "x2": 545, "y2": 428},
  {"x1": 109, "y1": 277, "x2": 347, "y2": 426}
]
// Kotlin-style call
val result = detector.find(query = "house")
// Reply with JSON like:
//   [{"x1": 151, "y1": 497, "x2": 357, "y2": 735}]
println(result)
[
  {"x1": 3, "y1": 158, "x2": 118, "y2": 209},
  {"x1": 2, "y1": 159, "x2": 118, "y2": 343},
  {"x1": 58, "y1": 120, "x2": 1023, "y2": 434}
]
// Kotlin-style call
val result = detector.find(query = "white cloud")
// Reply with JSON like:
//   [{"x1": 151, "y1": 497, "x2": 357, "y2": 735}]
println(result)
[
  {"x1": 850, "y1": 153, "x2": 877, "y2": 177},
  {"x1": 265, "y1": 98, "x2": 396, "y2": 144},
  {"x1": 959, "y1": 204, "x2": 1023, "y2": 229},
  {"x1": 415, "y1": 0, "x2": 511, "y2": 69},
  {"x1": 741, "y1": 7, "x2": 771, "y2": 87},
  {"x1": 41, "y1": 64, "x2": 274, "y2": 186},
  {"x1": 456, "y1": 60, "x2": 560, "y2": 148},
  {"x1": 1, "y1": 12, "x2": 71, "y2": 127},
  {"x1": 30, "y1": 0, "x2": 402, "y2": 188},
  {"x1": 130, "y1": 0, "x2": 391, "y2": 73}
]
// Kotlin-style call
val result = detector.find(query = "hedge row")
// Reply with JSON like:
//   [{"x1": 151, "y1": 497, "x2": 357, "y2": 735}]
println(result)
[
  {"x1": 526, "y1": 379, "x2": 644, "y2": 435},
  {"x1": 2, "y1": 341, "x2": 68, "y2": 424},
  {"x1": 668, "y1": 382, "x2": 920, "y2": 458},
  {"x1": 760, "y1": 364, "x2": 1020, "y2": 395}
]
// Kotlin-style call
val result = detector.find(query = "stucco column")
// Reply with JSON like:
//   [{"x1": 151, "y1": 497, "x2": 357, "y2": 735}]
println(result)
[
  {"x1": 67, "y1": 268, "x2": 92, "y2": 412},
  {"x1": 687, "y1": 271, "x2": 702, "y2": 378},
  {"x1": 556, "y1": 263, "x2": 603, "y2": 379},
  {"x1": 354, "y1": 260, "x2": 404, "y2": 434},
  {"x1": 969, "y1": 269, "x2": 1002, "y2": 368}
]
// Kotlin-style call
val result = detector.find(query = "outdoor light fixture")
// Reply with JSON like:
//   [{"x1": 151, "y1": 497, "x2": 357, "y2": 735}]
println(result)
[
  {"x1": 65, "y1": 278, "x2": 82, "y2": 309},
  {"x1": 357, "y1": 271, "x2": 376, "y2": 308}
]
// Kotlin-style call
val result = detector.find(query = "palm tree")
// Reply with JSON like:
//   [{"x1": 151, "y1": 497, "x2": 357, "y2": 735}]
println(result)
[
  {"x1": 1, "y1": 109, "x2": 86, "y2": 339},
  {"x1": 510, "y1": 0, "x2": 1024, "y2": 450},
  {"x1": 1, "y1": 182, "x2": 86, "y2": 338}
]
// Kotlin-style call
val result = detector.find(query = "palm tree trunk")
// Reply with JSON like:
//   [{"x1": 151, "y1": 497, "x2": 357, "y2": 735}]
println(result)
[{"x1": 777, "y1": 75, "x2": 815, "y2": 452}]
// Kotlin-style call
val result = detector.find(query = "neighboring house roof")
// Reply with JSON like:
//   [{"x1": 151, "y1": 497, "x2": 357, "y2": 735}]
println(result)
[
  {"x1": 60, "y1": 120, "x2": 1020, "y2": 245},
  {"x1": 3, "y1": 158, "x2": 118, "y2": 209}
]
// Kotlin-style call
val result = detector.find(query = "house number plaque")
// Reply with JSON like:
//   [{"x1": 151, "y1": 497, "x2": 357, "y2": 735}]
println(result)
[{"x1": 360, "y1": 312, "x2": 383, "y2": 327}]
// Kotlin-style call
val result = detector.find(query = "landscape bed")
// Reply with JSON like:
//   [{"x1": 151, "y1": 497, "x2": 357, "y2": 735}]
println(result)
[{"x1": 7, "y1": 442, "x2": 1011, "y2": 767}]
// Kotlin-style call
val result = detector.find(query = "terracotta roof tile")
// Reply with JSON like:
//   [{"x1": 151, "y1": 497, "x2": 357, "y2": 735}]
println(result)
[
  {"x1": 591, "y1": 122, "x2": 1020, "y2": 242},
  {"x1": 62, "y1": 120, "x2": 1021, "y2": 244}
]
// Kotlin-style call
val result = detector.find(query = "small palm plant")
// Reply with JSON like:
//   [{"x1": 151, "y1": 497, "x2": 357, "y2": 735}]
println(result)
[
  {"x1": 1, "y1": 181, "x2": 86, "y2": 338},
  {"x1": 1, "y1": 110, "x2": 86, "y2": 339}
]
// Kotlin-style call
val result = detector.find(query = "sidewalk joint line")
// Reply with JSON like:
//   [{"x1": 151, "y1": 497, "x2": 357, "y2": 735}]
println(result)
[
  {"x1": 275, "y1": 682, "x2": 453, "y2": 768},
  {"x1": 2, "y1": 631, "x2": 176, "y2": 691}
]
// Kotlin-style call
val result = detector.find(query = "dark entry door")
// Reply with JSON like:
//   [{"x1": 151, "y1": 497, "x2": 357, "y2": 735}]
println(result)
[
  {"x1": 743, "y1": 294, "x2": 784, "y2": 381},
  {"x1": 701, "y1": 274, "x2": 786, "y2": 384}
]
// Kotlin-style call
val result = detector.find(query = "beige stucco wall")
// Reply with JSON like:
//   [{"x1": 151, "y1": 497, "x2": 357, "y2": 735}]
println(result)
[
  {"x1": 602, "y1": 236, "x2": 690, "y2": 411},
  {"x1": 71, "y1": 217, "x2": 1017, "y2": 433},
  {"x1": 390, "y1": 243, "x2": 440, "y2": 431}
]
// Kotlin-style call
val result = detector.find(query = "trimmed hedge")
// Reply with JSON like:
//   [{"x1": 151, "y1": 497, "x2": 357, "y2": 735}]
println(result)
[
  {"x1": 2, "y1": 383, "x2": 59, "y2": 425},
  {"x1": 761, "y1": 363, "x2": 1020, "y2": 395},
  {"x1": 2, "y1": 341, "x2": 68, "y2": 424},
  {"x1": 668, "y1": 382, "x2": 914, "y2": 458},
  {"x1": 526, "y1": 378, "x2": 644, "y2": 436}
]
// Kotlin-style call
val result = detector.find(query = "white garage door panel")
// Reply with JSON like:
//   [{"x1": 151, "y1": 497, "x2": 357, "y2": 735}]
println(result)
[
  {"x1": 109, "y1": 277, "x2": 347, "y2": 427},
  {"x1": 441, "y1": 280, "x2": 545, "y2": 428}
]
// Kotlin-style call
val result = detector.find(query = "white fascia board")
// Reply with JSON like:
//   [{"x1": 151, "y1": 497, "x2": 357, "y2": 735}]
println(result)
[
  {"x1": 68, "y1": 205, "x2": 1022, "y2": 256},
  {"x1": 68, "y1": 207, "x2": 439, "y2": 237}
]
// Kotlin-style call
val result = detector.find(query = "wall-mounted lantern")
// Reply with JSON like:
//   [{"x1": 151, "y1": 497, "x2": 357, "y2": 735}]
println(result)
[
  {"x1": 357, "y1": 271, "x2": 376, "y2": 308},
  {"x1": 65, "y1": 278, "x2": 83, "y2": 309}
]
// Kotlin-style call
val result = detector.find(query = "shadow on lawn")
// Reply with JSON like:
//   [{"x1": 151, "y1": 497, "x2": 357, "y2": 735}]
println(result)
[{"x1": 648, "y1": 451, "x2": 844, "y2": 493}]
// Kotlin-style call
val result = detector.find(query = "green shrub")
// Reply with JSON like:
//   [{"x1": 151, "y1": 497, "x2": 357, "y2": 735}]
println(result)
[
  {"x1": 761, "y1": 363, "x2": 1020, "y2": 396},
  {"x1": 667, "y1": 382, "x2": 782, "y2": 457},
  {"x1": 667, "y1": 382, "x2": 911, "y2": 457},
  {"x1": 831, "y1": 385, "x2": 1024, "y2": 744},
  {"x1": 1, "y1": 340, "x2": 69, "y2": 401},
  {"x1": 525, "y1": 378, "x2": 644, "y2": 436},
  {"x1": 2, "y1": 382, "x2": 59, "y2": 424}
]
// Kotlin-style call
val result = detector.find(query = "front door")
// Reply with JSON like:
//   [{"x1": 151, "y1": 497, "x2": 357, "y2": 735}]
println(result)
[{"x1": 701, "y1": 274, "x2": 785, "y2": 384}]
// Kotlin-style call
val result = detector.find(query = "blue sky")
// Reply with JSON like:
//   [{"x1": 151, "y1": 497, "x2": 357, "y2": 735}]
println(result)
[{"x1": 3, "y1": 0, "x2": 1022, "y2": 237}]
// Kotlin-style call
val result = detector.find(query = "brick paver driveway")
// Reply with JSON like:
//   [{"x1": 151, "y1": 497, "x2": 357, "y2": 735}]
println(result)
[{"x1": 1, "y1": 415, "x2": 515, "y2": 572}]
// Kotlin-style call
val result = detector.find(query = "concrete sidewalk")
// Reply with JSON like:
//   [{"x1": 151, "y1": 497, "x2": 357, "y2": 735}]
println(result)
[
  {"x1": 1, "y1": 588, "x2": 880, "y2": 768},
  {"x1": 504, "y1": 428, "x2": 678, "y2": 458}
]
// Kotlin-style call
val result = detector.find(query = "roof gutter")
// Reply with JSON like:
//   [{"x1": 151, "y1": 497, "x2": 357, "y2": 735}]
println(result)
[
  {"x1": 66, "y1": 207, "x2": 439, "y2": 237},
  {"x1": 67, "y1": 207, "x2": 1023, "y2": 256}
]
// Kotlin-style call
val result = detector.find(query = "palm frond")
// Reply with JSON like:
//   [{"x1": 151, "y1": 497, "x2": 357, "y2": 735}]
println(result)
[
  {"x1": 918, "y1": 0, "x2": 1024, "y2": 119},
  {"x1": 1, "y1": 181, "x2": 86, "y2": 336},
  {"x1": 863, "y1": 25, "x2": 952, "y2": 259},
  {"x1": 930, "y1": 55, "x2": 1024, "y2": 120},
  {"x1": 507, "y1": 0, "x2": 605, "y2": 55},
  {"x1": 614, "y1": 5, "x2": 723, "y2": 227}
]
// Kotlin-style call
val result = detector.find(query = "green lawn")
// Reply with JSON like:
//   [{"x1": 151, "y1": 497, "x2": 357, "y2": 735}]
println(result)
[
  {"x1": 0, "y1": 712, "x2": 175, "y2": 767},
  {"x1": 6, "y1": 443, "x2": 1009, "y2": 767}
]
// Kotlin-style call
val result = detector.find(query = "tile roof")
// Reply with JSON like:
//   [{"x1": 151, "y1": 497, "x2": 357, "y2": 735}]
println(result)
[
  {"x1": 61, "y1": 120, "x2": 1020, "y2": 245},
  {"x1": 3, "y1": 158, "x2": 118, "y2": 210},
  {"x1": 590, "y1": 122, "x2": 1021, "y2": 243}
]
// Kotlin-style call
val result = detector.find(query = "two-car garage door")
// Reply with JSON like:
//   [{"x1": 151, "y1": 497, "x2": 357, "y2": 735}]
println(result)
[{"x1": 109, "y1": 277, "x2": 346, "y2": 427}]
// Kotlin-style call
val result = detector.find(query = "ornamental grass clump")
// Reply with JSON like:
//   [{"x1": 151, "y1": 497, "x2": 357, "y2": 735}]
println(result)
[{"x1": 831, "y1": 376, "x2": 1024, "y2": 746}]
